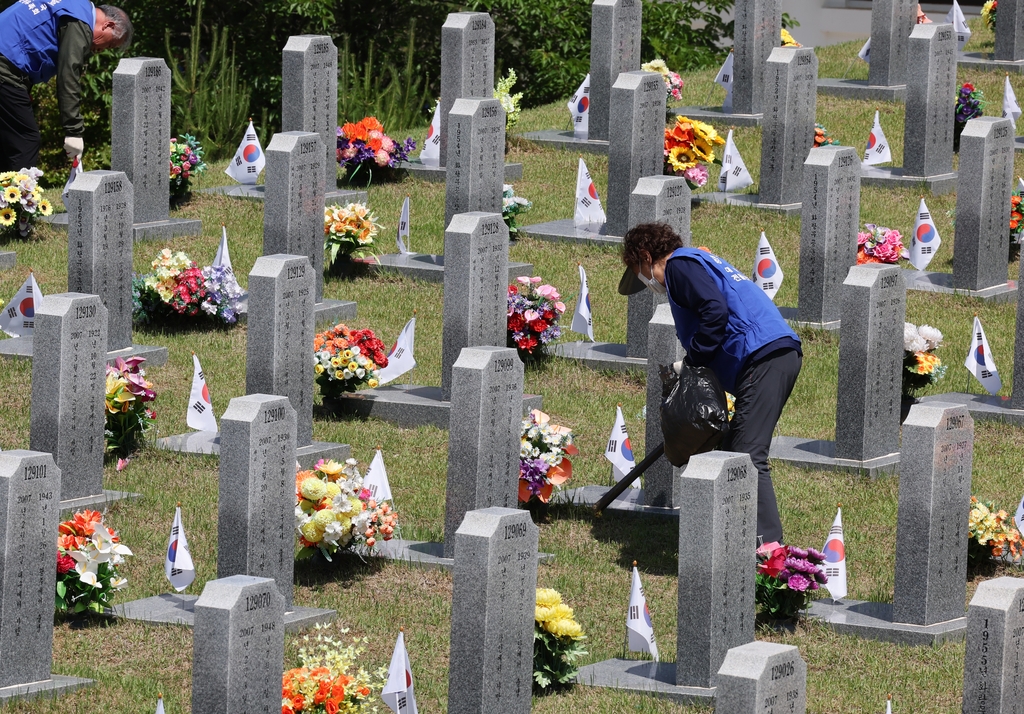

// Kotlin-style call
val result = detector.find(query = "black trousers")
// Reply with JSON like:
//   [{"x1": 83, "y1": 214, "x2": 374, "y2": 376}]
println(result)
[
  {"x1": 722, "y1": 348, "x2": 802, "y2": 545},
  {"x1": 0, "y1": 79, "x2": 41, "y2": 172}
]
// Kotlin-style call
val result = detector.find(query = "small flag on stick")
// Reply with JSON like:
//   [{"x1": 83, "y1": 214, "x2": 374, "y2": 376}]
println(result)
[
  {"x1": 715, "y1": 53, "x2": 734, "y2": 111},
  {"x1": 397, "y1": 197, "x2": 411, "y2": 254},
  {"x1": 605, "y1": 406, "x2": 637, "y2": 487},
  {"x1": 378, "y1": 317, "x2": 417, "y2": 386},
  {"x1": 822, "y1": 506, "x2": 847, "y2": 601},
  {"x1": 187, "y1": 353, "x2": 217, "y2": 432},
  {"x1": 62, "y1": 156, "x2": 83, "y2": 201},
  {"x1": 155, "y1": 694, "x2": 165, "y2": 714},
  {"x1": 568, "y1": 74, "x2": 591, "y2": 140},
  {"x1": 858, "y1": 38, "x2": 871, "y2": 63},
  {"x1": 574, "y1": 158, "x2": 606, "y2": 226},
  {"x1": 419, "y1": 103, "x2": 441, "y2": 167},
  {"x1": 965, "y1": 316, "x2": 1002, "y2": 395},
  {"x1": 164, "y1": 505, "x2": 196, "y2": 592},
  {"x1": 363, "y1": 448, "x2": 394, "y2": 503},
  {"x1": 381, "y1": 630, "x2": 418, "y2": 714},
  {"x1": 862, "y1": 111, "x2": 892, "y2": 166},
  {"x1": 947, "y1": 0, "x2": 972, "y2": 51},
  {"x1": 213, "y1": 225, "x2": 233, "y2": 273},
  {"x1": 0, "y1": 271, "x2": 41, "y2": 337},
  {"x1": 627, "y1": 562, "x2": 659, "y2": 660},
  {"x1": 717, "y1": 129, "x2": 753, "y2": 192},
  {"x1": 1004, "y1": 74, "x2": 1022, "y2": 124},
  {"x1": 570, "y1": 263, "x2": 594, "y2": 341},
  {"x1": 225, "y1": 119, "x2": 265, "y2": 185},
  {"x1": 909, "y1": 198, "x2": 941, "y2": 271},
  {"x1": 752, "y1": 231, "x2": 783, "y2": 301}
]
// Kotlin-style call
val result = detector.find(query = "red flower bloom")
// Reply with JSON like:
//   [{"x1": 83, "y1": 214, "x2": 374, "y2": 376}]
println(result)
[
  {"x1": 56, "y1": 554, "x2": 76, "y2": 575},
  {"x1": 963, "y1": 82, "x2": 975, "y2": 92},
  {"x1": 517, "y1": 335, "x2": 539, "y2": 353},
  {"x1": 508, "y1": 285, "x2": 518, "y2": 296},
  {"x1": 508, "y1": 313, "x2": 526, "y2": 332},
  {"x1": 529, "y1": 319, "x2": 549, "y2": 334},
  {"x1": 757, "y1": 544, "x2": 788, "y2": 578}
]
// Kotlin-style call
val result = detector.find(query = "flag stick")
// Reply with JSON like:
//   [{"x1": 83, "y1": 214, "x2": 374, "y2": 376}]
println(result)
[
  {"x1": 839, "y1": 57, "x2": 856, "y2": 80},
  {"x1": 595, "y1": 443, "x2": 666, "y2": 514}
]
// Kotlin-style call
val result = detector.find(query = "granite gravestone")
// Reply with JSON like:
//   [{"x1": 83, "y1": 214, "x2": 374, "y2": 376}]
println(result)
[
  {"x1": 282, "y1": 36, "x2": 338, "y2": 189},
  {"x1": 111, "y1": 58, "x2": 170, "y2": 225},
  {"x1": 759, "y1": 47, "x2": 818, "y2": 207},
  {"x1": 217, "y1": 395, "x2": 297, "y2": 608},
  {"x1": 962, "y1": 577, "x2": 1024, "y2": 714},
  {"x1": 733, "y1": 0, "x2": 782, "y2": 114},
  {"x1": 644, "y1": 304, "x2": 685, "y2": 507},
  {"x1": 904, "y1": 24, "x2": 956, "y2": 179},
  {"x1": 192, "y1": 575, "x2": 285, "y2": 714},
  {"x1": 442, "y1": 347, "x2": 523, "y2": 559},
  {"x1": 677, "y1": 452, "x2": 757, "y2": 687},
  {"x1": 868, "y1": 0, "x2": 916, "y2": 86},
  {"x1": 834, "y1": 265, "x2": 906, "y2": 463},
  {"x1": 606, "y1": 72, "x2": 667, "y2": 237},
  {"x1": 245, "y1": 255, "x2": 314, "y2": 447},
  {"x1": 715, "y1": 642, "x2": 807, "y2": 714},
  {"x1": 29, "y1": 294, "x2": 107, "y2": 501},
  {"x1": 66, "y1": 171, "x2": 133, "y2": 352},
  {"x1": 952, "y1": 117, "x2": 1015, "y2": 292},
  {"x1": 1013, "y1": 259, "x2": 1024, "y2": 409},
  {"x1": 448, "y1": 507, "x2": 538, "y2": 714},
  {"x1": 0, "y1": 451, "x2": 60, "y2": 690},
  {"x1": 797, "y1": 146, "x2": 860, "y2": 325},
  {"x1": 995, "y1": 0, "x2": 1024, "y2": 61},
  {"x1": 589, "y1": 0, "x2": 643, "y2": 142},
  {"x1": 444, "y1": 98, "x2": 505, "y2": 227},
  {"x1": 263, "y1": 132, "x2": 327, "y2": 303},
  {"x1": 892, "y1": 403, "x2": 973, "y2": 626},
  {"x1": 440, "y1": 13, "x2": 495, "y2": 169},
  {"x1": 440, "y1": 213, "x2": 509, "y2": 401}
]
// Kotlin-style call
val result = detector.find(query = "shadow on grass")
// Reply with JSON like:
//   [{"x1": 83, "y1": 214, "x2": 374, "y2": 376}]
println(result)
[
  {"x1": 135, "y1": 318, "x2": 239, "y2": 337},
  {"x1": 548, "y1": 501, "x2": 678, "y2": 575},
  {"x1": 294, "y1": 550, "x2": 389, "y2": 589}
]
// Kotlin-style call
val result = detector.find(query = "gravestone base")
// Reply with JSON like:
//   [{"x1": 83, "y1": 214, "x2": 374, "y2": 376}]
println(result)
[
  {"x1": 165, "y1": 429, "x2": 353, "y2": 467},
  {"x1": 201, "y1": 184, "x2": 368, "y2": 205},
  {"x1": 372, "y1": 538, "x2": 554, "y2": 571},
  {"x1": 552, "y1": 341, "x2": 647, "y2": 371},
  {"x1": 696, "y1": 192, "x2": 802, "y2": 216},
  {"x1": 60, "y1": 489, "x2": 141, "y2": 515},
  {"x1": 808, "y1": 599, "x2": 966, "y2": 646},
  {"x1": 0, "y1": 675, "x2": 94, "y2": 703},
  {"x1": 903, "y1": 269, "x2": 1018, "y2": 302},
  {"x1": 575, "y1": 659, "x2": 716, "y2": 706},
  {"x1": 859, "y1": 166, "x2": 958, "y2": 194},
  {"x1": 815, "y1": 78, "x2": 906, "y2": 101},
  {"x1": 312, "y1": 299, "x2": 358, "y2": 326},
  {"x1": 1016, "y1": 137, "x2": 1024, "y2": 152},
  {"x1": 323, "y1": 386, "x2": 543, "y2": 430},
  {"x1": 296, "y1": 442, "x2": 350, "y2": 470},
  {"x1": 41, "y1": 213, "x2": 203, "y2": 241},
  {"x1": 776, "y1": 307, "x2": 841, "y2": 331},
  {"x1": 0, "y1": 336, "x2": 169, "y2": 367},
  {"x1": 0, "y1": 251, "x2": 14, "y2": 270},
  {"x1": 397, "y1": 159, "x2": 523, "y2": 183},
  {"x1": 957, "y1": 54, "x2": 1024, "y2": 73},
  {"x1": 769, "y1": 436, "x2": 900, "y2": 477},
  {"x1": 113, "y1": 593, "x2": 334, "y2": 632},
  {"x1": 370, "y1": 253, "x2": 534, "y2": 284},
  {"x1": 521, "y1": 130, "x2": 609, "y2": 154},
  {"x1": 520, "y1": 219, "x2": 623, "y2": 246},
  {"x1": 670, "y1": 106, "x2": 762, "y2": 127},
  {"x1": 555, "y1": 485, "x2": 679, "y2": 517},
  {"x1": 920, "y1": 392, "x2": 1024, "y2": 425}
]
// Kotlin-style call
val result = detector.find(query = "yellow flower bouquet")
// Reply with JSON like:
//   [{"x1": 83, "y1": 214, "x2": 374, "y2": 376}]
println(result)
[
  {"x1": 664, "y1": 116, "x2": 725, "y2": 189},
  {"x1": 534, "y1": 588, "x2": 587, "y2": 690},
  {"x1": 324, "y1": 202, "x2": 381, "y2": 268},
  {"x1": 0, "y1": 167, "x2": 52, "y2": 238},
  {"x1": 969, "y1": 496, "x2": 1024, "y2": 565}
]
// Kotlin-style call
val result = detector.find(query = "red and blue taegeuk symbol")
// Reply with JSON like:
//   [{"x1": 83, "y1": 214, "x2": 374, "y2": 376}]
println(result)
[
  {"x1": 18, "y1": 297, "x2": 33, "y2": 318},
  {"x1": 426, "y1": 123, "x2": 434, "y2": 140},
  {"x1": 621, "y1": 437, "x2": 634, "y2": 462},
  {"x1": 588, "y1": 182, "x2": 599, "y2": 200},
  {"x1": 585, "y1": 293, "x2": 592, "y2": 312},
  {"x1": 823, "y1": 537, "x2": 845, "y2": 563},
  {"x1": 167, "y1": 537, "x2": 179, "y2": 562},
  {"x1": 976, "y1": 344, "x2": 987, "y2": 366},
  {"x1": 202, "y1": 383, "x2": 211, "y2": 403},
  {"x1": 578, "y1": 96, "x2": 590, "y2": 113},
  {"x1": 757, "y1": 258, "x2": 777, "y2": 279},
  {"x1": 916, "y1": 222, "x2": 936, "y2": 244},
  {"x1": 643, "y1": 601, "x2": 653, "y2": 627},
  {"x1": 867, "y1": 131, "x2": 878, "y2": 150},
  {"x1": 242, "y1": 143, "x2": 261, "y2": 162}
]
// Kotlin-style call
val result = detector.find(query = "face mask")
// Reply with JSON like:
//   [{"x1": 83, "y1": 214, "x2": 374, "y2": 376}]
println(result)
[{"x1": 639, "y1": 263, "x2": 667, "y2": 295}]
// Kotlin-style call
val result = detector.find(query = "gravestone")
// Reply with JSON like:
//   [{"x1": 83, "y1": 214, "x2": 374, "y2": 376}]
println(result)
[
  {"x1": 606, "y1": 72, "x2": 667, "y2": 237},
  {"x1": 797, "y1": 146, "x2": 860, "y2": 326},
  {"x1": 217, "y1": 395, "x2": 297, "y2": 607},
  {"x1": 952, "y1": 117, "x2": 1015, "y2": 292},
  {"x1": 440, "y1": 213, "x2": 509, "y2": 401},
  {"x1": 1013, "y1": 258, "x2": 1024, "y2": 409},
  {"x1": 644, "y1": 304, "x2": 685, "y2": 506},
  {"x1": 263, "y1": 132, "x2": 327, "y2": 302},
  {"x1": 282, "y1": 36, "x2": 338, "y2": 189},
  {"x1": 995, "y1": 0, "x2": 1024, "y2": 61},
  {"x1": 904, "y1": 24, "x2": 957, "y2": 178},
  {"x1": 716, "y1": 642, "x2": 807, "y2": 714},
  {"x1": 66, "y1": 171, "x2": 133, "y2": 352},
  {"x1": 963, "y1": 577, "x2": 1024, "y2": 714},
  {"x1": 192, "y1": 575, "x2": 285, "y2": 714},
  {"x1": 733, "y1": 0, "x2": 782, "y2": 114},
  {"x1": 440, "y1": 13, "x2": 495, "y2": 169},
  {"x1": 834, "y1": 264, "x2": 906, "y2": 463},
  {"x1": 245, "y1": 255, "x2": 314, "y2": 447},
  {"x1": 442, "y1": 347, "x2": 523, "y2": 558},
  {"x1": 444, "y1": 98, "x2": 505, "y2": 227},
  {"x1": 29, "y1": 294, "x2": 107, "y2": 502},
  {"x1": 589, "y1": 0, "x2": 643, "y2": 142},
  {"x1": 892, "y1": 403, "x2": 973, "y2": 625},
  {"x1": 759, "y1": 47, "x2": 818, "y2": 207},
  {"x1": 868, "y1": 0, "x2": 916, "y2": 86},
  {"x1": 677, "y1": 452, "x2": 757, "y2": 687},
  {"x1": 448, "y1": 507, "x2": 538, "y2": 714}
]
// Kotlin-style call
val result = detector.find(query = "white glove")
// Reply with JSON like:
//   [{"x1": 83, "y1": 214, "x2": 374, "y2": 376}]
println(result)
[{"x1": 64, "y1": 136, "x2": 84, "y2": 161}]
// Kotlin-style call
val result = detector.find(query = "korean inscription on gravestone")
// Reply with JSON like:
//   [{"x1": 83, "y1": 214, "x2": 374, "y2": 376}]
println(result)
[
  {"x1": 589, "y1": 0, "x2": 642, "y2": 142},
  {"x1": 112, "y1": 58, "x2": 170, "y2": 224},
  {"x1": 904, "y1": 25, "x2": 955, "y2": 178},
  {"x1": 440, "y1": 13, "x2": 495, "y2": 168},
  {"x1": 963, "y1": 577, "x2": 1024, "y2": 714},
  {"x1": 445, "y1": 99, "x2": 504, "y2": 227},
  {"x1": 282, "y1": 36, "x2": 338, "y2": 188}
]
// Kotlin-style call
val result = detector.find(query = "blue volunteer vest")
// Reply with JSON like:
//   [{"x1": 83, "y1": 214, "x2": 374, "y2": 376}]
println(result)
[
  {"x1": 664, "y1": 247, "x2": 798, "y2": 393},
  {"x1": 0, "y1": 0, "x2": 95, "y2": 84}
]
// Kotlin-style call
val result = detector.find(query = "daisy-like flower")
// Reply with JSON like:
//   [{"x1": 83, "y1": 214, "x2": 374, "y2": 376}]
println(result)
[{"x1": 0, "y1": 207, "x2": 15, "y2": 226}]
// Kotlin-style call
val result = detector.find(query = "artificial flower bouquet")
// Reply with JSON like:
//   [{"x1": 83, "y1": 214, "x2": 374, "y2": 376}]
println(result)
[
  {"x1": 954, "y1": 82, "x2": 985, "y2": 151},
  {"x1": 969, "y1": 496, "x2": 1024, "y2": 565},
  {"x1": 982, "y1": 0, "x2": 997, "y2": 32},
  {"x1": 56, "y1": 510, "x2": 132, "y2": 615},
  {"x1": 133, "y1": 249, "x2": 244, "y2": 325},
  {"x1": 495, "y1": 69, "x2": 524, "y2": 134},
  {"x1": 0, "y1": 167, "x2": 52, "y2": 238},
  {"x1": 641, "y1": 59, "x2": 683, "y2": 102},
  {"x1": 755, "y1": 542, "x2": 828, "y2": 620},
  {"x1": 105, "y1": 356, "x2": 156, "y2": 458},
  {"x1": 336, "y1": 116, "x2": 415, "y2": 184},
  {"x1": 503, "y1": 184, "x2": 532, "y2": 236},
  {"x1": 1011, "y1": 185, "x2": 1023, "y2": 246},
  {"x1": 902, "y1": 323, "x2": 946, "y2": 398},
  {"x1": 507, "y1": 276, "x2": 566, "y2": 357},
  {"x1": 313, "y1": 324, "x2": 388, "y2": 397},
  {"x1": 281, "y1": 623, "x2": 384, "y2": 714},
  {"x1": 324, "y1": 202, "x2": 381, "y2": 268},
  {"x1": 534, "y1": 588, "x2": 587, "y2": 690},
  {"x1": 519, "y1": 409, "x2": 578, "y2": 504},
  {"x1": 664, "y1": 116, "x2": 725, "y2": 189},
  {"x1": 857, "y1": 223, "x2": 905, "y2": 264},
  {"x1": 813, "y1": 123, "x2": 840, "y2": 148},
  {"x1": 781, "y1": 28, "x2": 801, "y2": 47},
  {"x1": 169, "y1": 134, "x2": 207, "y2": 203},
  {"x1": 295, "y1": 459, "x2": 399, "y2": 560}
]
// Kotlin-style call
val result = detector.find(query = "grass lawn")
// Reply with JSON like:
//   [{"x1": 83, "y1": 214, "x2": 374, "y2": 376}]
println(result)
[{"x1": 1, "y1": 20, "x2": 1023, "y2": 713}]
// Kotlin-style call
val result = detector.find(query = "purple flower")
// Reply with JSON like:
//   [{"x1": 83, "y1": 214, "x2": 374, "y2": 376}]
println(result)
[
  {"x1": 788, "y1": 546, "x2": 808, "y2": 559},
  {"x1": 784, "y1": 557, "x2": 814, "y2": 574},
  {"x1": 787, "y1": 573, "x2": 811, "y2": 592},
  {"x1": 806, "y1": 547, "x2": 825, "y2": 563}
]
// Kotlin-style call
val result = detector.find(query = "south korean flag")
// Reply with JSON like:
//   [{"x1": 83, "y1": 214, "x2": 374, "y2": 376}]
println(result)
[
  {"x1": 378, "y1": 317, "x2": 416, "y2": 386},
  {"x1": 396, "y1": 197, "x2": 411, "y2": 254},
  {"x1": 419, "y1": 102, "x2": 441, "y2": 167},
  {"x1": 568, "y1": 74, "x2": 590, "y2": 140},
  {"x1": 363, "y1": 448, "x2": 394, "y2": 503},
  {"x1": 717, "y1": 129, "x2": 753, "y2": 192},
  {"x1": 753, "y1": 232, "x2": 783, "y2": 301},
  {"x1": 627, "y1": 563, "x2": 659, "y2": 660},
  {"x1": 574, "y1": 157, "x2": 606, "y2": 226},
  {"x1": 715, "y1": 52, "x2": 734, "y2": 112},
  {"x1": 910, "y1": 198, "x2": 941, "y2": 271},
  {"x1": 570, "y1": 263, "x2": 595, "y2": 341},
  {"x1": 1003, "y1": 74, "x2": 1022, "y2": 125},
  {"x1": 605, "y1": 405, "x2": 638, "y2": 487},
  {"x1": 224, "y1": 119, "x2": 265, "y2": 185},
  {"x1": 0, "y1": 271, "x2": 42, "y2": 337},
  {"x1": 858, "y1": 38, "x2": 871, "y2": 63},
  {"x1": 965, "y1": 316, "x2": 1002, "y2": 395},
  {"x1": 62, "y1": 156, "x2": 83, "y2": 202},
  {"x1": 164, "y1": 505, "x2": 196, "y2": 592},
  {"x1": 947, "y1": 0, "x2": 972, "y2": 51},
  {"x1": 381, "y1": 630, "x2": 418, "y2": 714},
  {"x1": 186, "y1": 353, "x2": 217, "y2": 432},
  {"x1": 862, "y1": 110, "x2": 892, "y2": 166}
]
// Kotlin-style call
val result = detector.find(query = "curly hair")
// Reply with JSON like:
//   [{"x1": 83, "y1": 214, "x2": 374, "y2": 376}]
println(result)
[{"x1": 621, "y1": 222, "x2": 684, "y2": 268}]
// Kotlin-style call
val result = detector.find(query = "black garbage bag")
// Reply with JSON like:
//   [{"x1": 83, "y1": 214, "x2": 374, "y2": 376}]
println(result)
[{"x1": 659, "y1": 361, "x2": 730, "y2": 467}]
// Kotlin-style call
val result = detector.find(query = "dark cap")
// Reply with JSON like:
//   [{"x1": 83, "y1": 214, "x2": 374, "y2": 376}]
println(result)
[{"x1": 618, "y1": 266, "x2": 645, "y2": 296}]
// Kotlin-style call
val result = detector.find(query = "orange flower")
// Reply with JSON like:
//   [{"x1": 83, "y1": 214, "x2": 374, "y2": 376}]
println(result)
[
  {"x1": 60, "y1": 510, "x2": 103, "y2": 537},
  {"x1": 296, "y1": 470, "x2": 315, "y2": 498},
  {"x1": 361, "y1": 116, "x2": 384, "y2": 133},
  {"x1": 58, "y1": 534, "x2": 85, "y2": 551},
  {"x1": 359, "y1": 687, "x2": 370, "y2": 697},
  {"x1": 1012, "y1": 195, "x2": 1021, "y2": 206},
  {"x1": 291, "y1": 696, "x2": 304, "y2": 712},
  {"x1": 325, "y1": 700, "x2": 339, "y2": 714},
  {"x1": 342, "y1": 122, "x2": 367, "y2": 141}
]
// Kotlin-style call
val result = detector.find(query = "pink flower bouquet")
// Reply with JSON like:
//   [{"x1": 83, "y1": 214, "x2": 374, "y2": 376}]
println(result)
[{"x1": 857, "y1": 223, "x2": 905, "y2": 264}]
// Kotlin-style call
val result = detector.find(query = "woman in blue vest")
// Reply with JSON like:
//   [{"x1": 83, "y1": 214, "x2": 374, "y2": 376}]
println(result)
[
  {"x1": 0, "y1": 0, "x2": 133, "y2": 172},
  {"x1": 619, "y1": 222, "x2": 802, "y2": 544}
]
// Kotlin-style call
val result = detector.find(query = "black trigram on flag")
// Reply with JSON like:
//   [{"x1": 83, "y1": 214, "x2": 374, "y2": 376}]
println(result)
[
  {"x1": 22, "y1": 320, "x2": 33, "y2": 329},
  {"x1": 982, "y1": 369, "x2": 993, "y2": 379},
  {"x1": 580, "y1": 197, "x2": 593, "y2": 208},
  {"x1": 919, "y1": 211, "x2": 930, "y2": 221},
  {"x1": 629, "y1": 605, "x2": 639, "y2": 620},
  {"x1": 192, "y1": 401, "x2": 207, "y2": 413},
  {"x1": 245, "y1": 132, "x2": 256, "y2": 141},
  {"x1": 920, "y1": 246, "x2": 932, "y2": 255},
  {"x1": 397, "y1": 696, "x2": 407, "y2": 710},
  {"x1": 722, "y1": 73, "x2": 730, "y2": 82},
  {"x1": 400, "y1": 220, "x2": 407, "y2": 231},
  {"x1": 762, "y1": 281, "x2": 775, "y2": 290},
  {"x1": 574, "y1": 115, "x2": 583, "y2": 125},
  {"x1": 607, "y1": 439, "x2": 617, "y2": 452},
  {"x1": 234, "y1": 156, "x2": 243, "y2": 166},
  {"x1": 5, "y1": 306, "x2": 15, "y2": 318},
  {"x1": 247, "y1": 165, "x2": 257, "y2": 173},
  {"x1": 393, "y1": 347, "x2": 405, "y2": 360},
  {"x1": 873, "y1": 144, "x2": 887, "y2": 155},
  {"x1": 732, "y1": 166, "x2": 743, "y2": 177},
  {"x1": 198, "y1": 369, "x2": 205, "y2": 380},
  {"x1": 759, "y1": 246, "x2": 770, "y2": 256},
  {"x1": 826, "y1": 566, "x2": 840, "y2": 578},
  {"x1": 723, "y1": 154, "x2": 733, "y2": 166}
]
